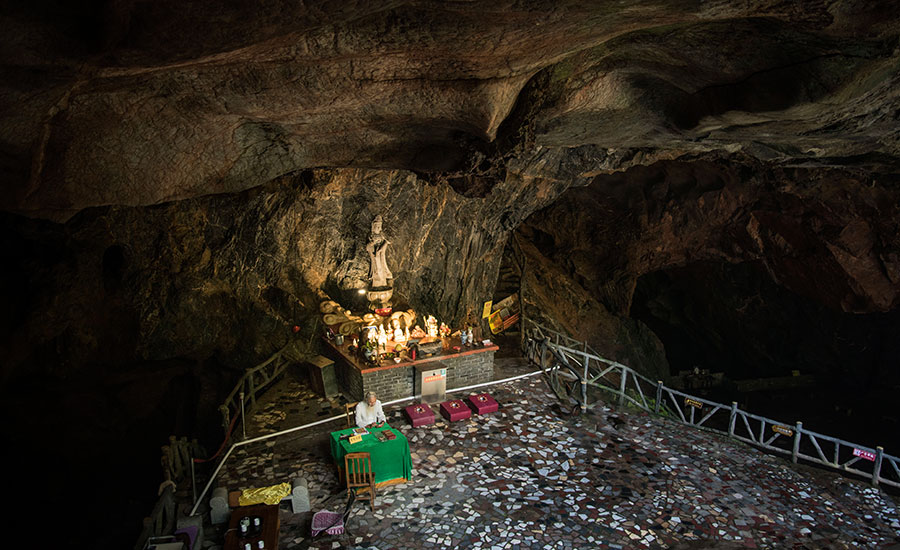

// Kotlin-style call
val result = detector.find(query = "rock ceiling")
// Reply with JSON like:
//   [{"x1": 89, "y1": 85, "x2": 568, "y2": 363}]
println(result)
[
  {"x1": 2, "y1": 1, "x2": 899, "y2": 220},
  {"x1": 1, "y1": 1, "x2": 899, "y2": 378}
]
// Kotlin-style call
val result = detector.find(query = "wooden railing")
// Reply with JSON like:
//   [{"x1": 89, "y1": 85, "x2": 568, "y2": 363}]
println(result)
[
  {"x1": 133, "y1": 483, "x2": 176, "y2": 550},
  {"x1": 218, "y1": 341, "x2": 306, "y2": 440}
]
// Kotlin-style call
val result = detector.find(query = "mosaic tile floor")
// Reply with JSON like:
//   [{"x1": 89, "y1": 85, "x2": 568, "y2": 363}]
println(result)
[{"x1": 209, "y1": 361, "x2": 900, "y2": 550}]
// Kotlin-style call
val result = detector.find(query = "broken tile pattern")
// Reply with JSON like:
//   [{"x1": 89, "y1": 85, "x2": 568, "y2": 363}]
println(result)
[{"x1": 211, "y1": 364, "x2": 900, "y2": 549}]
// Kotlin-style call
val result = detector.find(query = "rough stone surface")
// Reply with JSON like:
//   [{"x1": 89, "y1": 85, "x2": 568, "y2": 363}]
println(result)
[{"x1": 1, "y1": 2, "x2": 899, "y2": 220}]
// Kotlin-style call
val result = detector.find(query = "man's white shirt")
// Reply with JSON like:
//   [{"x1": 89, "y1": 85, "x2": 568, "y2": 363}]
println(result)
[{"x1": 356, "y1": 400, "x2": 386, "y2": 428}]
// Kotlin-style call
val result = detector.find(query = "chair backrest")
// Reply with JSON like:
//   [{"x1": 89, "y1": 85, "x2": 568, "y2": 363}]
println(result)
[
  {"x1": 345, "y1": 402, "x2": 358, "y2": 428},
  {"x1": 344, "y1": 452, "x2": 372, "y2": 488}
]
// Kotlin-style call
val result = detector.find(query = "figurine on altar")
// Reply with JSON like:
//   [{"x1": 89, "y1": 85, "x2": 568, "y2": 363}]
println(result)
[
  {"x1": 392, "y1": 318, "x2": 407, "y2": 343},
  {"x1": 426, "y1": 315, "x2": 438, "y2": 338},
  {"x1": 466, "y1": 326, "x2": 474, "y2": 346},
  {"x1": 377, "y1": 324, "x2": 388, "y2": 351},
  {"x1": 411, "y1": 325, "x2": 426, "y2": 339},
  {"x1": 439, "y1": 322, "x2": 451, "y2": 338}
]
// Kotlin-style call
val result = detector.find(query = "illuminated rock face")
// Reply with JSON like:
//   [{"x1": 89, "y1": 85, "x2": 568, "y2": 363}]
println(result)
[{"x1": 1, "y1": 1, "x2": 899, "y2": 379}]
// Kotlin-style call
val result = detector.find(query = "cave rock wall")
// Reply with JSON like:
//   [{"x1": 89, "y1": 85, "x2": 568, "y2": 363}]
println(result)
[{"x1": 1, "y1": 167, "x2": 567, "y2": 379}]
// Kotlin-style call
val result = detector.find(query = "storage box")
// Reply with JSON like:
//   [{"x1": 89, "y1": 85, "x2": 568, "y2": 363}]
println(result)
[
  {"x1": 415, "y1": 363, "x2": 447, "y2": 404},
  {"x1": 404, "y1": 403, "x2": 435, "y2": 427},
  {"x1": 467, "y1": 393, "x2": 498, "y2": 415},
  {"x1": 439, "y1": 399, "x2": 471, "y2": 422},
  {"x1": 306, "y1": 355, "x2": 338, "y2": 398}
]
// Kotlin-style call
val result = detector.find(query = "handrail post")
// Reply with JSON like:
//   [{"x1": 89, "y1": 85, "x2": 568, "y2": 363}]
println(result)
[
  {"x1": 581, "y1": 354, "x2": 589, "y2": 412},
  {"x1": 618, "y1": 367, "x2": 627, "y2": 406},
  {"x1": 247, "y1": 370, "x2": 257, "y2": 410},
  {"x1": 239, "y1": 391, "x2": 247, "y2": 441},
  {"x1": 873, "y1": 446, "x2": 884, "y2": 486},
  {"x1": 654, "y1": 381, "x2": 662, "y2": 415},
  {"x1": 190, "y1": 450, "x2": 197, "y2": 506},
  {"x1": 728, "y1": 402, "x2": 738, "y2": 437},
  {"x1": 792, "y1": 421, "x2": 802, "y2": 464}
]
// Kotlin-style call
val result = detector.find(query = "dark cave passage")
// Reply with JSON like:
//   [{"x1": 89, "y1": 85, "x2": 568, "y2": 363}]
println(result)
[{"x1": 630, "y1": 260, "x2": 900, "y2": 452}]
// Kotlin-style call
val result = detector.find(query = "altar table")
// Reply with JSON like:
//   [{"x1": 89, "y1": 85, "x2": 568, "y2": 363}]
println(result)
[{"x1": 329, "y1": 425, "x2": 412, "y2": 487}]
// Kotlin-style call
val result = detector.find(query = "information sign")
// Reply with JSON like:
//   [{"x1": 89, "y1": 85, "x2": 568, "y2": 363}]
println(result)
[
  {"x1": 482, "y1": 301, "x2": 493, "y2": 319},
  {"x1": 853, "y1": 448, "x2": 876, "y2": 462},
  {"x1": 348, "y1": 434, "x2": 362, "y2": 444},
  {"x1": 772, "y1": 425, "x2": 793, "y2": 437},
  {"x1": 684, "y1": 397, "x2": 703, "y2": 409}
]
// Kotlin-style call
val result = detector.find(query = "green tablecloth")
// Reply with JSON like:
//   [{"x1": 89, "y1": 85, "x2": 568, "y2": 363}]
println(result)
[{"x1": 329, "y1": 425, "x2": 412, "y2": 485}]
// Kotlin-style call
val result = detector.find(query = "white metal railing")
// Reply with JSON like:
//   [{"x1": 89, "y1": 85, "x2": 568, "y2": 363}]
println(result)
[{"x1": 523, "y1": 318, "x2": 899, "y2": 489}]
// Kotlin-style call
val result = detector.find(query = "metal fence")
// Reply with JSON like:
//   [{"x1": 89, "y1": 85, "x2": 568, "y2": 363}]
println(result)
[{"x1": 523, "y1": 318, "x2": 900, "y2": 489}]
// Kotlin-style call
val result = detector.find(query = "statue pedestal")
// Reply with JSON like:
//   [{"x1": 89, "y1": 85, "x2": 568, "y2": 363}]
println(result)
[{"x1": 366, "y1": 287, "x2": 393, "y2": 311}]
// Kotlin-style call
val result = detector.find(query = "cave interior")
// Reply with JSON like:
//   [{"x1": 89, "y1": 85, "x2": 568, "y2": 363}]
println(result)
[{"x1": 1, "y1": 0, "x2": 899, "y2": 546}]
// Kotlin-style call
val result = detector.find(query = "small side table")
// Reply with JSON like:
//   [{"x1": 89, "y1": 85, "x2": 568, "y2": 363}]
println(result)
[{"x1": 224, "y1": 503, "x2": 280, "y2": 550}]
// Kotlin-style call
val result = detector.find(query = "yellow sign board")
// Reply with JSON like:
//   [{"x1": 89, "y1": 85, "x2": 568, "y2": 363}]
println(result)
[
  {"x1": 772, "y1": 425, "x2": 793, "y2": 437},
  {"x1": 482, "y1": 301, "x2": 493, "y2": 319},
  {"x1": 348, "y1": 434, "x2": 362, "y2": 444},
  {"x1": 684, "y1": 397, "x2": 703, "y2": 409}
]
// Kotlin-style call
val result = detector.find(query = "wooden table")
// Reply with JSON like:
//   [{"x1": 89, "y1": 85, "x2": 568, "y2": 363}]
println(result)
[{"x1": 224, "y1": 503, "x2": 280, "y2": 550}]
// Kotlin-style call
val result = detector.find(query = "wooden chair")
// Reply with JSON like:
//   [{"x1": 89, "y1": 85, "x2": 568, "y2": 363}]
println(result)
[
  {"x1": 343, "y1": 452, "x2": 376, "y2": 509},
  {"x1": 345, "y1": 402, "x2": 358, "y2": 428}
]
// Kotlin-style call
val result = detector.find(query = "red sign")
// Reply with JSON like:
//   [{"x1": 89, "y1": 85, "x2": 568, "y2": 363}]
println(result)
[
  {"x1": 424, "y1": 374, "x2": 445, "y2": 383},
  {"x1": 853, "y1": 448, "x2": 876, "y2": 462}
]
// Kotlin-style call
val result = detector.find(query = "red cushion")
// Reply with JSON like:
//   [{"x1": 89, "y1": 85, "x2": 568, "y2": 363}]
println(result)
[
  {"x1": 404, "y1": 404, "x2": 435, "y2": 427},
  {"x1": 439, "y1": 399, "x2": 472, "y2": 421},
  {"x1": 466, "y1": 393, "x2": 499, "y2": 415}
]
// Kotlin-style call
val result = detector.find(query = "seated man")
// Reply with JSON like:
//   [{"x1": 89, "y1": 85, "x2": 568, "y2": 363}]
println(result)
[{"x1": 355, "y1": 391, "x2": 386, "y2": 429}]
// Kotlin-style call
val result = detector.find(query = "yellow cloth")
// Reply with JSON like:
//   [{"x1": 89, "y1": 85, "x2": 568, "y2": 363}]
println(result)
[{"x1": 238, "y1": 482, "x2": 291, "y2": 506}]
